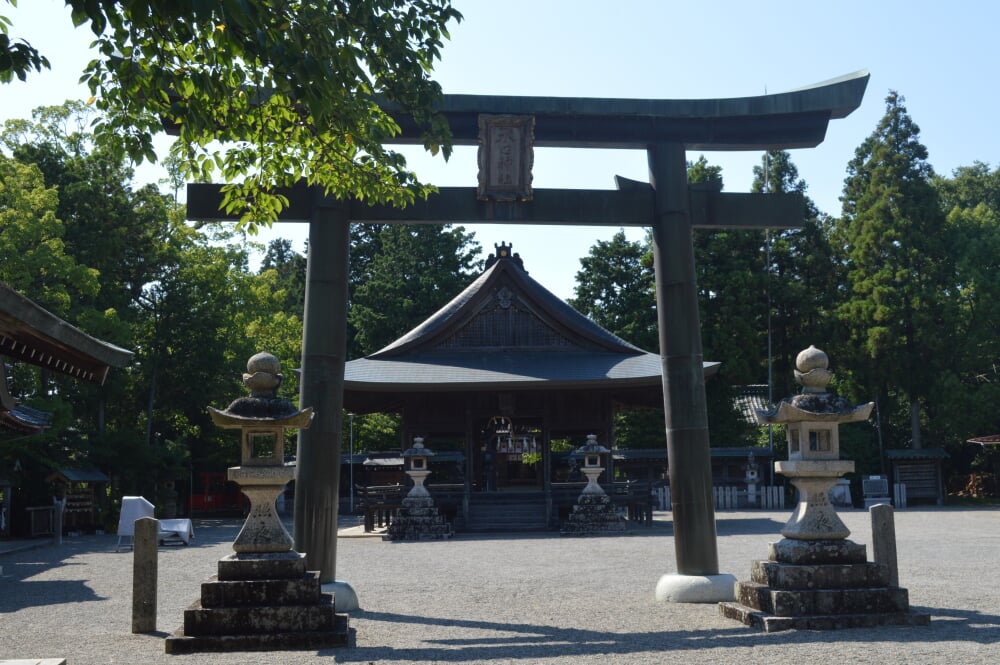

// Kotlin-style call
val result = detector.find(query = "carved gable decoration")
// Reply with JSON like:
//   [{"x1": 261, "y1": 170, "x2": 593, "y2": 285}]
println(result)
[{"x1": 436, "y1": 286, "x2": 574, "y2": 350}]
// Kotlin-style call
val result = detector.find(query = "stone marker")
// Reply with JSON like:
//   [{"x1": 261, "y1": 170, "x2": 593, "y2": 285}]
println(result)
[
  {"x1": 871, "y1": 503, "x2": 899, "y2": 587},
  {"x1": 132, "y1": 516, "x2": 158, "y2": 633}
]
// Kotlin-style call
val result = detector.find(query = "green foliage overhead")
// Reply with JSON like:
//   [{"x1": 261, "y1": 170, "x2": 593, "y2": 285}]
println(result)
[{"x1": 2, "y1": 1, "x2": 462, "y2": 226}]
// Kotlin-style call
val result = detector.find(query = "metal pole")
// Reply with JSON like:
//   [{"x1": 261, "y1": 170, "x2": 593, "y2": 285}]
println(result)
[
  {"x1": 648, "y1": 142, "x2": 720, "y2": 576},
  {"x1": 294, "y1": 189, "x2": 350, "y2": 583},
  {"x1": 349, "y1": 413, "x2": 355, "y2": 514}
]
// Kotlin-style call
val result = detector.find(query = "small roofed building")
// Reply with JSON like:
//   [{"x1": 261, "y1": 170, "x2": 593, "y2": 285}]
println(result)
[
  {"x1": 343, "y1": 244, "x2": 719, "y2": 531},
  {"x1": 0, "y1": 281, "x2": 133, "y2": 537}
]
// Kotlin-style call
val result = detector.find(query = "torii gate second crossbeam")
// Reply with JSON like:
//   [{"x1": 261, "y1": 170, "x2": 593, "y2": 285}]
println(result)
[{"x1": 185, "y1": 70, "x2": 869, "y2": 603}]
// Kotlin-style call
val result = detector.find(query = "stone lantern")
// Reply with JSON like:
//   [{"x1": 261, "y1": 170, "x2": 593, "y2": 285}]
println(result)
[
  {"x1": 560, "y1": 434, "x2": 625, "y2": 535},
  {"x1": 385, "y1": 437, "x2": 452, "y2": 541},
  {"x1": 401, "y1": 437, "x2": 435, "y2": 498},
  {"x1": 743, "y1": 451, "x2": 760, "y2": 507},
  {"x1": 577, "y1": 433, "x2": 609, "y2": 495},
  {"x1": 207, "y1": 352, "x2": 313, "y2": 553},
  {"x1": 759, "y1": 345, "x2": 871, "y2": 540},
  {"x1": 720, "y1": 345, "x2": 928, "y2": 631},
  {"x1": 166, "y1": 352, "x2": 350, "y2": 653}
]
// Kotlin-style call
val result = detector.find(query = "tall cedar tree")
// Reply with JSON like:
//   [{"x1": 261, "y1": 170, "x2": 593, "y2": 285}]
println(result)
[{"x1": 835, "y1": 91, "x2": 957, "y2": 450}]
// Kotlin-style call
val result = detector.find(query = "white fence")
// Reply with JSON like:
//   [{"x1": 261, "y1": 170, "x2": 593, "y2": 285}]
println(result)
[{"x1": 653, "y1": 485, "x2": 785, "y2": 511}]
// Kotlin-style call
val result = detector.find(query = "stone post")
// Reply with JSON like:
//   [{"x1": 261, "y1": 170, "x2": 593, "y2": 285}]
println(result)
[
  {"x1": 870, "y1": 503, "x2": 899, "y2": 586},
  {"x1": 132, "y1": 516, "x2": 158, "y2": 633}
]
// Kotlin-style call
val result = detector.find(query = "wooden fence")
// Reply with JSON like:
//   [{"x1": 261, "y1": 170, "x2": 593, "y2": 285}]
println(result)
[{"x1": 653, "y1": 485, "x2": 785, "y2": 511}]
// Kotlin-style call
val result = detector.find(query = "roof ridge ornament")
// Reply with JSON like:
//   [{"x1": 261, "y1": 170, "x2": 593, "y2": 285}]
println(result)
[{"x1": 484, "y1": 242, "x2": 526, "y2": 272}]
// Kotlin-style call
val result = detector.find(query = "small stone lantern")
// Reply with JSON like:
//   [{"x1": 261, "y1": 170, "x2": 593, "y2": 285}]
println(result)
[
  {"x1": 576, "y1": 434, "x2": 609, "y2": 495},
  {"x1": 401, "y1": 437, "x2": 435, "y2": 498},
  {"x1": 208, "y1": 352, "x2": 313, "y2": 553},
  {"x1": 385, "y1": 437, "x2": 453, "y2": 541}
]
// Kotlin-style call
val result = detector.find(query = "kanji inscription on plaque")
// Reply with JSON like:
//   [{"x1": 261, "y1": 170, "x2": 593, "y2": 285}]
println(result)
[{"x1": 477, "y1": 114, "x2": 534, "y2": 201}]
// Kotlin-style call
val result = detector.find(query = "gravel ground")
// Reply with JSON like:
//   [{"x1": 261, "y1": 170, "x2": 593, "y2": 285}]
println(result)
[{"x1": 1, "y1": 507, "x2": 998, "y2": 664}]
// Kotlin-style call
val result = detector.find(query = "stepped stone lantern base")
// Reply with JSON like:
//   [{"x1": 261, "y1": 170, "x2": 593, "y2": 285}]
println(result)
[
  {"x1": 720, "y1": 346, "x2": 929, "y2": 631},
  {"x1": 165, "y1": 352, "x2": 350, "y2": 653},
  {"x1": 560, "y1": 435, "x2": 626, "y2": 536},
  {"x1": 384, "y1": 438, "x2": 453, "y2": 541}
]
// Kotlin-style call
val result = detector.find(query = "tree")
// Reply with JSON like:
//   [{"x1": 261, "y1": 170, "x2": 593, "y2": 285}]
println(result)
[
  {"x1": 834, "y1": 91, "x2": 957, "y2": 450},
  {"x1": 259, "y1": 237, "x2": 307, "y2": 317},
  {"x1": 569, "y1": 230, "x2": 657, "y2": 351},
  {"x1": 0, "y1": 153, "x2": 98, "y2": 313},
  {"x1": 751, "y1": 150, "x2": 839, "y2": 398},
  {"x1": 2, "y1": 1, "x2": 463, "y2": 224},
  {"x1": 349, "y1": 224, "x2": 480, "y2": 356},
  {"x1": 930, "y1": 163, "x2": 1000, "y2": 476}
]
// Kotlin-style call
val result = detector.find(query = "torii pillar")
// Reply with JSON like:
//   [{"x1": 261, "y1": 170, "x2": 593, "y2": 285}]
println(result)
[
  {"x1": 181, "y1": 70, "x2": 869, "y2": 604},
  {"x1": 648, "y1": 142, "x2": 725, "y2": 598}
]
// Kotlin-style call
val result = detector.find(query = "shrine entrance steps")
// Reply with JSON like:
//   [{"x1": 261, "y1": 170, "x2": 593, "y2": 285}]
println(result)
[{"x1": 465, "y1": 491, "x2": 548, "y2": 533}]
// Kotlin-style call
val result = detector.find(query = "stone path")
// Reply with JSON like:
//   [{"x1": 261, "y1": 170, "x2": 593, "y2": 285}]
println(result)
[{"x1": 1, "y1": 508, "x2": 998, "y2": 664}]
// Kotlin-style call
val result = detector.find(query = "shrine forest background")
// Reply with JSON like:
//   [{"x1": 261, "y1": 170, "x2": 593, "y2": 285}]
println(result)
[
  {"x1": 2, "y1": 92, "x2": 999, "y2": 524},
  {"x1": 2, "y1": 1, "x2": 1000, "y2": 532}
]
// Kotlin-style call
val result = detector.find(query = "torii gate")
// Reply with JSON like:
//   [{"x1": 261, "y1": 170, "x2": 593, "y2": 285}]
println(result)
[{"x1": 186, "y1": 70, "x2": 868, "y2": 601}]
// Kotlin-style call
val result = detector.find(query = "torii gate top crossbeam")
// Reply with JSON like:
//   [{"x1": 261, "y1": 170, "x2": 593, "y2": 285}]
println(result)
[{"x1": 383, "y1": 70, "x2": 869, "y2": 150}]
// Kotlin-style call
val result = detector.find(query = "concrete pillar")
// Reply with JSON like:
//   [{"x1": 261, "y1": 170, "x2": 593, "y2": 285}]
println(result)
[
  {"x1": 647, "y1": 142, "x2": 720, "y2": 577},
  {"x1": 132, "y1": 516, "x2": 158, "y2": 633},
  {"x1": 294, "y1": 190, "x2": 350, "y2": 583}
]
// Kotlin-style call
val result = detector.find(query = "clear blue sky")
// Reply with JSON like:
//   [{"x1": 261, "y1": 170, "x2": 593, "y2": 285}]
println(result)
[{"x1": 3, "y1": 0, "x2": 998, "y2": 299}]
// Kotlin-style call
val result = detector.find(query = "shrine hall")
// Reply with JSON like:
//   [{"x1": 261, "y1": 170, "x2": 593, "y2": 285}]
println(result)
[{"x1": 342, "y1": 243, "x2": 719, "y2": 531}]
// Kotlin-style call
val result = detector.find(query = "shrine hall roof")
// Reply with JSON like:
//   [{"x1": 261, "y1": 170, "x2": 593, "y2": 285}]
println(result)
[
  {"x1": 0, "y1": 281, "x2": 134, "y2": 432},
  {"x1": 344, "y1": 246, "x2": 718, "y2": 399},
  {"x1": 0, "y1": 281, "x2": 133, "y2": 385}
]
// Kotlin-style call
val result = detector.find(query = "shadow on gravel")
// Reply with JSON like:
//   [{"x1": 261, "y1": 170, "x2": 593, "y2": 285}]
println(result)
[
  {"x1": 0, "y1": 577, "x2": 104, "y2": 612},
  {"x1": 715, "y1": 517, "x2": 785, "y2": 536},
  {"x1": 327, "y1": 608, "x2": 1000, "y2": 661}
]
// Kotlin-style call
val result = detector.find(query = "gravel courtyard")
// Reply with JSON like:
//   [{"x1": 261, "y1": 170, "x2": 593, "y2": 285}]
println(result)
[{"x1": 1, "y1": 507, "x2": 997, "y2": 664}]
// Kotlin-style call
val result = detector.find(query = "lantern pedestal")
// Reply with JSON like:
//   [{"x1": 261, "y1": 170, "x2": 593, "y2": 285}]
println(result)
[
  {"x1": 227, "y1": 464, "x2": 296, "y2": 553},
  {"x1": 775, "y1": 460, "x2": 854, "y2": 540}
]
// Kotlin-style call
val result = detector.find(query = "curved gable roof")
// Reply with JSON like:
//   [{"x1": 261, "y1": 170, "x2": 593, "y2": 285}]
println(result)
[
  {"x1": 344, "y1": 247, "x2": 719, "y2": 404},
  {"x1": 369, "y1": 252, "x2": 643, "y2": 359}
]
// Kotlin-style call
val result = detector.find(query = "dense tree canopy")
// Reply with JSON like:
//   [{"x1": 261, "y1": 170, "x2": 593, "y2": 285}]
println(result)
[
  {"x1": 349, "y1": 223, "x2": 480, "y2": 356},
  {"x1": 2, "y1": 1, "x2": 462, "y2": 225}
]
